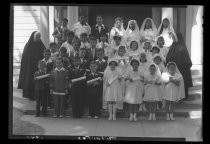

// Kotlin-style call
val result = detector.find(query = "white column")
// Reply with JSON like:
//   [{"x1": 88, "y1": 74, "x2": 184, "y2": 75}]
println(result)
[
  {"x1": 67, "y1": 6, "x2": 79, "y2": 31},
  {"x1": 162, "y1": 8, "x2": 173, "y2": 25},
  {"x1": 49, "y1": 6, "x2": 54, "y2": 43},
  {"x1": 40, "y1": 6, "x2": 49, "y2": 48},
  {"x1": 190, "y1": 6, "x2": 203, "y2": 65}
]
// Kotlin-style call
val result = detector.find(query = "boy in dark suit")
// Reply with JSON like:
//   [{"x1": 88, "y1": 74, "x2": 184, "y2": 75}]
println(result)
[
  {"x1": 34, "y1": 60, "x2": 49, "y2": 117},
  {"x1": 50, "y1": 58, "x2": 69, "y2": 118},
  {"x1": 91, "y1": 15, "x2": 109, "y2": 43},
  {"x1": 95, "y1": 49, "x2": 107, "y2": 73},
  {"x1": 69, "y1": 57, "x2": 87, "y2": 118},
  {"x1": 87, "y1": 36, "x2": 98, "y2": 61},
  {"x1": 86, "y1": 61, "x2": 103, "y2": 118},
  {"x1": 79, "y1": 47, "x2": 89, "y2": 70}
]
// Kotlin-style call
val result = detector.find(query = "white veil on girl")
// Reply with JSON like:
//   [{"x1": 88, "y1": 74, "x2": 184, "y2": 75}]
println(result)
[
  {"x1": 157, "y1": 18, "x2": 178, "y2": 47},
  {"x1": 124, "y1": 20, "x2": 141, "y2": 46},
  {"x1": 161, "y1": 61, "x2": 185, "y2": 101},
  {"x1": 139, "y1": 18, "x2": 158, "y2": 43}
]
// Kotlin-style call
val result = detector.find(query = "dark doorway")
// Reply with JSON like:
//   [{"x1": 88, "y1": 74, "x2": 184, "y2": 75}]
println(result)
[{"x1": 88, "y1": 6, "x2": 152, "y2": 32}]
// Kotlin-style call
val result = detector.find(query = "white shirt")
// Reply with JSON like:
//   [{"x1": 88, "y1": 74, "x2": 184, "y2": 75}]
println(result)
[
  {"x1": 55, "y1": 67, "x2": 65, "y2": 72},
  {"x1": 42, "y1": 58, "x2": 53, "y2": 64},
  {"x1": 61, "y1": 41, "x2": 74, "y2": 57},
  {"x1": 73, "y1": 22, "x2": 91, "y2": 38}
]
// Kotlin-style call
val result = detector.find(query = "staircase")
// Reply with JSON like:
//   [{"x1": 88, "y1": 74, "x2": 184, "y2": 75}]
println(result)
[{"x1": 12, "y1": 64, "x2": 202, "y2": 118}]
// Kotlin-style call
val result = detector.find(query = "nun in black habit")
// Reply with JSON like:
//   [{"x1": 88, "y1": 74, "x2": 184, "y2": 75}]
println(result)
[
  {"x1": 166, "y1": 32, "x2": 193, "y2": 100},
  {"x1": 18, "y1": 31, "x2": 46, "y2": 100}
]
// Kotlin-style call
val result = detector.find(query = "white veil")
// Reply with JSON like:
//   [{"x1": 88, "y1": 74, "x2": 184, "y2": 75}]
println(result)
[
  {"x1": 124, "y1": 20, "x2": 141, "y2": 45},
  {"x1": 157, "y1": 18, "x2": 178, "y2": 43},
  {"x1": 161, "y1": 61, "x2": 185, "y2": 101},
  {"x1": 139, "y1": 18, "x2": 158, "y2": 34}
]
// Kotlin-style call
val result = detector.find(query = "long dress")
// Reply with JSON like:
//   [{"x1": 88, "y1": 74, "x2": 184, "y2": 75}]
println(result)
[
  {"x1": 143, "y1": 64, "x2": 162, "y2": 102},
  {"x1": 124, "y1": 69, "x2": 144, "y2": 104},
  {"x1": 166, "y1": 32, "x2": 193, "y2": 99},
  {"x1": 18, "y1": 31, "x2": 46, "y2": 100},
  {"x1": 162, "y1": 71, "x2": 185, "y2": 101},
  {"x1": 103, "y1": 67, "x2": 123, "y2": 109}
]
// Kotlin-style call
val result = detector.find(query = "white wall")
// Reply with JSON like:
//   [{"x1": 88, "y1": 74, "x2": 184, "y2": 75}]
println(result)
[{"x1": 13, "y1": 6, "x2": 41, "y2": 67}]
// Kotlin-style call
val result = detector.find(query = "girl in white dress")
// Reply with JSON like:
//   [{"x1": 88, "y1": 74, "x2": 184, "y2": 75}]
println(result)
[
  {"x1": 127, "y1": 40, "x2": 142, "y2": 62},
  {"x1": 157, "y1": 18, "x2": 178, "y2": 48},
  {"x1": 114, "y1": 46, "x2": 129, "y2": 109},
  {"x1": 124, "y1": 59, "x2": 144, "y2": 122},
  {"x1": 109, "y1": 35, "x2": 124, "y2": 58},
  {"x1": 142, "y1": 41, "x2": 153, "y2": 62},
  {"x1": 139, "y1": 18, "x2": 158, "y2": 45},
  {"x1": 156, "y1": 36, "x2": 169, "y2": 63},
  {"x1": 143, "y1": 63, "x2": 162, "y2": 120},
  {"x1": 124, "y1": 20, "x2": 141, "y2": 48},
  {"x1": 138, "y1": 52, "x2": 150, "y2": 112},
  {"x1": 110, "y1": 17, "x2": 126, "y2": 44},
  {"x1": 103, "y1": 58, "x2": 123, "y2": 120},
  {"x1": 162, "y1": 62, "x2": 185, "y2": 120},
  {"x1": 153, "y1": 54, "x2": 166, "y2": 110}
]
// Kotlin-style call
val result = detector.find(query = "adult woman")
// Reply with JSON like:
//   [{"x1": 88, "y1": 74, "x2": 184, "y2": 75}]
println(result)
[
  {"x1": 124, "y1": 20, "x2": 141, "y2": 47},
  {"x1": 18, "y1": 31, "x2": 46, "y2": 100},
  {"x1": 157, "y1": 18, "x2": 178, "y2": 48},
  {"x1": 139, "y1": 18, "x2": 158, "y2": 45},
  {"x1": 166, "y1": 32, "x2": 193, "y2": 100},
  {"x1": 110, "y1": 17, "x2": 126, "y2": 44}
]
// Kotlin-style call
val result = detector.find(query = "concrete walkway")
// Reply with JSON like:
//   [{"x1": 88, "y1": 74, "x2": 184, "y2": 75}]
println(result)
[{"x1": 20, "y1": 115, "x2": 202, "y2": 141}]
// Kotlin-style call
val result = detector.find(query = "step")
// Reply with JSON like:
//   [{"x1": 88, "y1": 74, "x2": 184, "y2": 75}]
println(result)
[
  {"x1": 191, "y1": 65, "x2": 203, "y2": 76},
  {"x1": 192, "y1": 75, "x2": 202, "y2": 82}
]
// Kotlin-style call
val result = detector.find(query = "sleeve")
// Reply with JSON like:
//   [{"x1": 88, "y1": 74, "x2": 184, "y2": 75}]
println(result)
[
  {"x1": 110, "y1": 28, "x2": 115, "y2": 42},
  {"x1": 33, "y1": 71, "x2": 38, "y2": 83},
  {"x1": 88, "y1": 25, "x2": 91, "y2": 35},
  {"x1": 65, "y1": 70, "x2": 69, "y2": 90}
]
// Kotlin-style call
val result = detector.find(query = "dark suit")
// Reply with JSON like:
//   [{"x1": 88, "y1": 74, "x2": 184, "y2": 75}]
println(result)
[
  {"x1": 69, "y1": 67, "x2": 87, "y2": 118},
  {"x1": 91, "y1": 24, "x2": 109, "y2": 42},
  {"x1": 86, "y1": 71, "x2": 103, "y2": 117},
  {"x1": 86, "y1": 48, "x2": 98, "y2": 61},
  {"x1": 95, "y1": 59, "x2": 107, "y2": 73},
  {"x1": 80, "y1": 58, "x2": 89, "y2": 70}
]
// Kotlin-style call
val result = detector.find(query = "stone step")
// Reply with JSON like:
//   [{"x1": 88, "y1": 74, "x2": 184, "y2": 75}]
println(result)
[{"x1": 192, "y1": 75, "x2": 202, "y2": 82}]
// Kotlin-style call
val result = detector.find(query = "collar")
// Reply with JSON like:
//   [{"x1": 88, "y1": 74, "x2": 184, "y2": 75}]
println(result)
[
  {"x1": 42, "y1": 58, "x2": 52, "y2": 64},
  {"x1": 55, "y1": 67, "x2": 65, "y2": 72},
  {"x1": 96, "y1": 24, "x2": 105, "y2": 27},
  {"x1": 39, "y1": 70, "x2": 46, "y2": 73},
  {"x1": 91, "y1": 72, "x2": 96, "y2": 76},
  {"x1": 96, "y1": 58, "x2": 106, "y2": 63}
]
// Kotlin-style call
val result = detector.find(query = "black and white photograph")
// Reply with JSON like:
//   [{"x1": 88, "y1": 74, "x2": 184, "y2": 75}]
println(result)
[{"x1": 10, "y1": 4, "x2": 203, "y2": 141}]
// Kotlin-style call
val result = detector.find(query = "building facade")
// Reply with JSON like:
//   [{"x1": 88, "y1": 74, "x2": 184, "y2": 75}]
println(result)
[{"x1": 13, "y1": 5, "x2": 203, "y2": 68}]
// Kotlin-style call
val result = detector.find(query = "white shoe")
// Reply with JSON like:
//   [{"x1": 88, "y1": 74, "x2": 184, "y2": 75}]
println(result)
[
  {"x1": 129, "y1": 113, "x2": 133, "y2": 121},
  {"x1": 170, "y1": 113, "x2": 175, "y2": 121},
  {"x1": 108, "y1": 115, "x2": 112, "y2": 120},
  {"x1": 166, "y1": 113, "x2": 170, "y2": 120},
  {"x1": 152, "y1": 113, "x2": 156, "y2": 121},
  {"x1": 148, "y1": 113, "x2": 152, "y2": 120},
  {"x1": 133, "y1": 113, "x2": 138, "y2": 122},
  {"x1": 139, "y1": 105, "x2": 143, "y2": 111},
  {"x1": 113, "y1": 115, "x2": 116, "y2": 121}
]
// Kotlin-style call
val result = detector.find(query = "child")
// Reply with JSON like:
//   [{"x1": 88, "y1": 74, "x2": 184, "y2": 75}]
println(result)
[
  {"x1": 34, "y1": 60, "x2": 49, "y2": 117},
  {"x1": 138, "y1": 52, "x2": 150, "y2": 112},
  {"x1": 95, "y1": 49, "x2": 107, "y2": 73},
  {"x1": 60, "y1": 31, "x2": 75, "y2": 57},
  {"x1": 50, "y1": 58, "x2": 68, "y2": 118},
  {"x1": 124, "y1": 59, "x2": 144, "y2": 122},
  {"x1": 153, "y1": 54, "x2": 166, "y2": 110},
  {"x1": 162, "y1": 62, "x2": 185, "y2": 120},
  {"x1": 86, "y1": 61, "x2": 103, "y2": 118},
  {"x1": 69, "y1": 40, "x2": 81, "y2": 65},
  {"x1": 79, "y1": 47, "x2": 89, "y2": 70},
  {"x1": 80, "y1": 33, "x2": 91, "y2": 49},
  {"x1": 151, "y1": 46, "x2": 160, "y2": 57},
  {"x1": 110, "y1": 35, "x2": 122, "y2": 58},
  {"x1": 49, "y1": 42, "x2": 59, "y2": 62},
  {"x1": 103, "y1": 58, "x2": 123, "y2": 120},
  {"x1": 59, "y1": 47, "x2": 71, "y2": 70},
  {"x1": 156, "y1": 36, "x2": 168, "y2": 63},
  {"x1": 143, "y1": 63, "x2": 162, "y2": 120},
  {"x1": 142, "y1": 41, "x2": 153, "y2": 62},
  {"x1": 128, "y1": 40, "x2": 141, "y2": 61},
  {"x1": 96, "y1": 33, "x2": 110, "y2": 59},
  {"x1": 69, "y1": 57, "x2": 87, "y2": 118},
  {"x1": 41, "y1": 49, "x2": 54, "y2": 108},
  {"x1": 87, "y1": 36, "x2": 98, "y2": 61}
]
